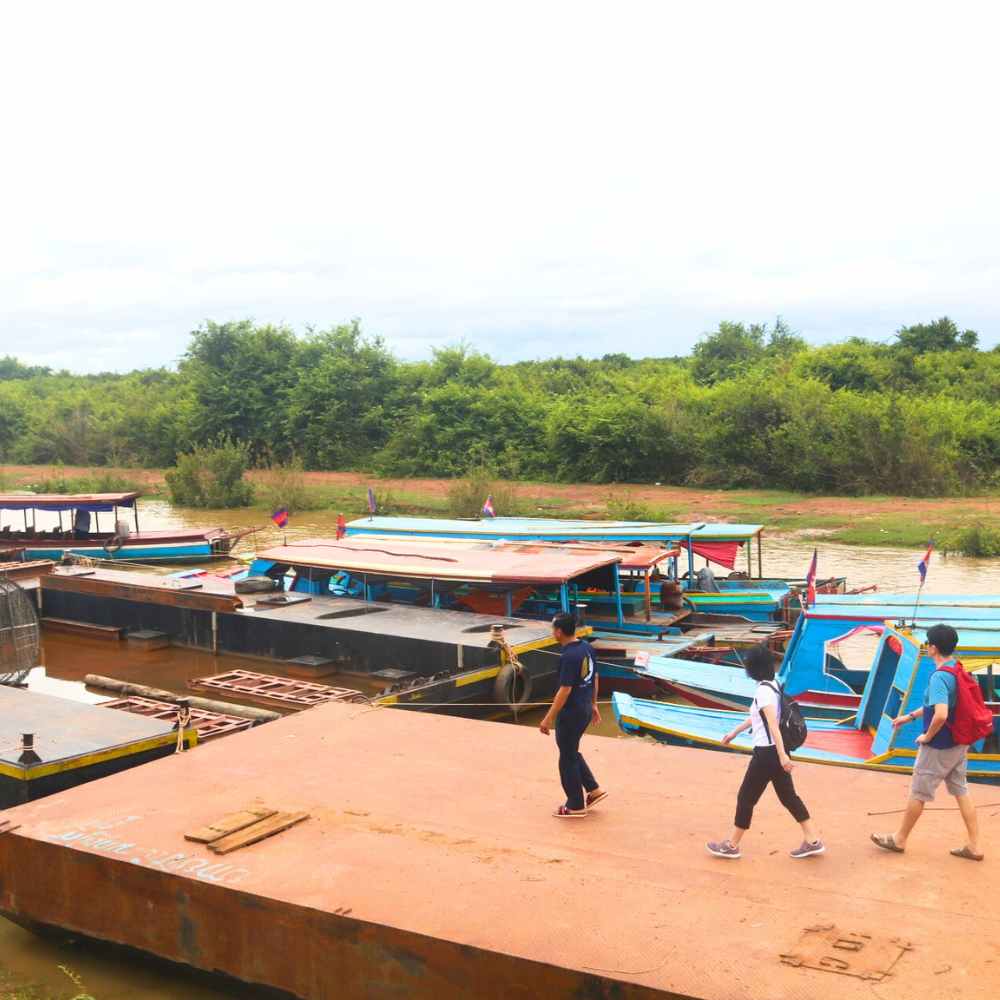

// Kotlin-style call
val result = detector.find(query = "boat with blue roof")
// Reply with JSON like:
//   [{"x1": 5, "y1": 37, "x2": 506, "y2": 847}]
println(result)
[
  {"x1": 0, "y1": 492, "x2": 245, "y2": 562},
  {"x1": 344, "y1": 515, "x2": 845, "y2": 624},
  {"x1": 613, "y1": 621, "x2": 1000, "y2": 782}
]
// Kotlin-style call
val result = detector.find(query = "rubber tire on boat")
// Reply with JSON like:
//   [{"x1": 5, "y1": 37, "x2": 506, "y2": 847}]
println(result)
[
  {"x1": 493, "y1": 661, "x2": 533, "y2": 706},
  {"x1": 103, "y1": 536, "x2": 124, "y2": 556}
]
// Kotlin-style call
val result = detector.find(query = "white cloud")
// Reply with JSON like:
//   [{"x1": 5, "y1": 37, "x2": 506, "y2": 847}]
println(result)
[{"x1": 0, "y1": 0, "x2": 997, "y2": 371}]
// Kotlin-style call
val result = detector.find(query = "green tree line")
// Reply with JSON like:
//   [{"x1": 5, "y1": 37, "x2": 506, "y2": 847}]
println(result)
[{"x1": 1, "y1": 316, "x2": 998, "y2": 496}]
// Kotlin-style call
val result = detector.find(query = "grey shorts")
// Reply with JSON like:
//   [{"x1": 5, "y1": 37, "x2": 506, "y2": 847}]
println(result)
[{"x1": 910, "y1": 745, "x2": 969, "y2": 802}]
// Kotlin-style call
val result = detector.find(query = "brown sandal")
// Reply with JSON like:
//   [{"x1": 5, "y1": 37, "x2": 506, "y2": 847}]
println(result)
[
  {"x1": 950, "y1": 846, "x2": 984, "y2": 861},
  {"x1": 871, "y1": 833, "x2": 905, "y2": 853},
  {"x1": 586, "y1": 790, "x2": 609, "y2": 808}
]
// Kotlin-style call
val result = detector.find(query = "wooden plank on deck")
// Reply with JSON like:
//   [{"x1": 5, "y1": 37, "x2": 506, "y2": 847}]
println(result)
[
  {"x1": 184, "y1": 807, "x2": 278, "y2": 844},
  {"x1": 207, "y1": 811, "x2": 309, "y2": 854}
]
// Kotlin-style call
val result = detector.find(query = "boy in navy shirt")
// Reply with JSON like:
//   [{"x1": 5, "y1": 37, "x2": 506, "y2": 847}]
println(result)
[{"x1": 540, "y1": 613, "x2": 607, "y2": 817}]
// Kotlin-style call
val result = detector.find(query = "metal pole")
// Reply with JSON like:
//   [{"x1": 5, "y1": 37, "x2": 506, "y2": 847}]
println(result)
[
  {"x1": 211, "y1": 611, "x2": 219, "y2": 655},
  {"x1": 644, "y1": 567, "x2": 652, "y2": 622},
  {"x1": 134, "y1": 503, "x2": 140, "y2": 534},
  {"x1": 505, "y1": 590, "x2": 513, "y2": 617},
  {"x1": 757, "y1": 531, "x2": 763, "y2": 579},
  {"x1": 430, "y1": 579, "x2": 435, "y2": 608},
  {"x1": 560, "y1": 583, "x2": 570, "y2": 614},
  {"x1": 613, "y1": 564, "x2": 624, "y2": 627},
  {"x1": 746, "y1": 539, "x2": 752, "y2": 576}
]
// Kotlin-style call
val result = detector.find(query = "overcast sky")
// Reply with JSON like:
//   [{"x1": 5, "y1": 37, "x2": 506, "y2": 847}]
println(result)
[{"x1": 1, "y1": 1, "x2": 998, "y2": 372}]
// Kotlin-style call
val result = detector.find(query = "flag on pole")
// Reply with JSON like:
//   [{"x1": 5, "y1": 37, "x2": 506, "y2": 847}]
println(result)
[
  {"x1": 805, "y1": 548, "x2": 818, "y2": 606},
  {"x1": 918, "y1": 541, "x2": 934, "y2": 584},
  {"x1": 271, "y1": 506, "x2": 289, "y2": 528},
  {"x1": 481, "y1": 494, "x2": 496, "y2": 518},
  {"x1": 367, "y1": 487, "x2": 377, "y2": 518},
  {"x1": 336, "y1": 513, "x2": 346, "y2": 540}
]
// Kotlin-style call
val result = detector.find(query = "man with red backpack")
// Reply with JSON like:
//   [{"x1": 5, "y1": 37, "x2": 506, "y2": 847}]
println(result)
[{"x1": 872, "y1": 623, "x2": 991, "y2": 861}]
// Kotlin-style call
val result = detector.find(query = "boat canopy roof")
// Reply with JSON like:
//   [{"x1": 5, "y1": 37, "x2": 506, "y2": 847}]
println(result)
[
  {"x1": 0, "y1": 492, "x2": 140, "y2": 513},
  {"x1": 345, "y1": 516, "x2": 763, "y2": 545},
  {"x1": 888, "y1": 622, "x2": 1000, "y2": 655},
  {"x1": 805, "y1": 596, "x2": 1000, "y2": 623},
  {"x1": 816, "y1": 593, "x2": 1000, "y2": 609},
  {"x1": 344, "y1": 533, "x2": 678, "y2": 572},
  {"x1": 256, "y1": 537, "x2": 624, "y2": 586}
]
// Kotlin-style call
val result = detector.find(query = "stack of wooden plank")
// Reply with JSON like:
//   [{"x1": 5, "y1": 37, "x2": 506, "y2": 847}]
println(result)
[{"x1": 184, "y1": 807, "x2": 309, "y2": 855}]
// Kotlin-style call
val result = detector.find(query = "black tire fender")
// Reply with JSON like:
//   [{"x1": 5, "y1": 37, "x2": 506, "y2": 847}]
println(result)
[{"x1": 493, "y1": 660, "x2": 533, "y2": 705}]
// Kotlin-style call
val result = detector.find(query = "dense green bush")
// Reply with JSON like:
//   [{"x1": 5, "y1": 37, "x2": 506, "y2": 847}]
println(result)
[
  {"x1": 4, "y1": 314, "x2": 1000, "y2": 496},
  {"x1": 165, "y1": 438, "x2": 254, "y2": 508},
  {"x1": 445, "y1": 466, "x2": 528, "y2": 518},
  {"x1": 943, "y1": 523, "x2": 1000, "y2": 558}
]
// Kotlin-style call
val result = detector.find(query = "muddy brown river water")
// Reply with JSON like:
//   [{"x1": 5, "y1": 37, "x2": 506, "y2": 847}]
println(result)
[{"x1": 4, "y1": 501, "x2": 1000, "y2": 997}]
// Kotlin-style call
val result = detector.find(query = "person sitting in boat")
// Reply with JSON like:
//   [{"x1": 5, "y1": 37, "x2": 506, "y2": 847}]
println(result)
[
  {"x1": 707, "y1": 644, "x2": 825, "y2": 860},
  {"x1": 73, "y1": 508, "x2": 91, "y2": 540}
]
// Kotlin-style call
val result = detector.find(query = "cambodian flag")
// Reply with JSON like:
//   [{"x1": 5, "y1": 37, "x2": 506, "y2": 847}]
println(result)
[
  {"x1": 918, "y1": 542, "x2": 934, "y2": 584},
  {"x1": 805, "y1": 548, "x2": 818, "y2": 606},
  {"x1": 336, "y1": 513, "x2": 346, "y2": 540},
  {"x1": 481, "y1": 495, "x2": 495, "y2": 518},
  {"x1": 271, "y1": 506, "x2": 289, "y2": 528},
  {"x1": 367, "y1": 487, "x2": 377, "y2": 517}
]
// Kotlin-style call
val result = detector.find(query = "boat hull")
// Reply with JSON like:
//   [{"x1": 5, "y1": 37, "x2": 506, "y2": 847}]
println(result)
[
  {"x1": 612, "y1": 694, "x2": 1000, "y2": 783},
  {"x1": 23, "y1": 540, "x2": 218, "y2": 562}
]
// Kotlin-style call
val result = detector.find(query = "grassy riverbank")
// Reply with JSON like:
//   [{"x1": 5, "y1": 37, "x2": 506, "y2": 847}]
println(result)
[{"x1": 3, "y1": 464, "x2": 999, "y2": 551}]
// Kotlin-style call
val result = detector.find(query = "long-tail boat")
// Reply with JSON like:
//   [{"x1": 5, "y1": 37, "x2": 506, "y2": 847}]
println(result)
[
  {"x1": 612, "y1": 620, "x2": 1000, "y2": 782},
  {"x1": 0, "y1": 492, "x2": 245, "y2": 562},
  {"x1": 642, "y1": 594, "x2": 1000, "y2": 717},
  {"x1": 344, "y1": 515, "x2": 851, "y2": 623}
]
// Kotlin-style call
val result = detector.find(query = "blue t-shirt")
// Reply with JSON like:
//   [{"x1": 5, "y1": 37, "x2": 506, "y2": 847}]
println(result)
[
  {"x1": 558, "y1": 639, "x2": 596, "y2": 715},
  {"x1": 923, "y1": 662, "x2": 958, "y2": 749}
]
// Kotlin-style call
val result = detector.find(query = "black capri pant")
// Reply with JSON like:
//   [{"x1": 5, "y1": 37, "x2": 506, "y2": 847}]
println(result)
[{"x1": 735, "y1": 746, "x2": 810, "y2": 830}]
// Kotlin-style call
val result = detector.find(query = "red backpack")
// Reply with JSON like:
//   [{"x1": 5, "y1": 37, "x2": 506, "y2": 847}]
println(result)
[{"x1": 938, "y1": 661, "x2": 995, "y2": 746}]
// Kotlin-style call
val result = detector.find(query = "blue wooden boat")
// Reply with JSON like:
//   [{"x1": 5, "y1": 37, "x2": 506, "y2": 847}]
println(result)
[
  {"x1": 630, "y1": 594, "x2": 1000, "y2": 711},
  {"x1": 345, "y1": 516, "x2": 798, "y2": 622},
  {"x1": 0, "y1": 492, "x2": 242, "y2": 563},
  {"x1": 613, "y1": 621, "x2": 1000, "y2": 782}
]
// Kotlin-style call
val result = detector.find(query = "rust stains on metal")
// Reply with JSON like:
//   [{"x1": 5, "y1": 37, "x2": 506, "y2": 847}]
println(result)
[
  {"x1": 780, "y1": 925, "x2": 914, "y2": 982},
  {"x1": 0, "y1": 703, "x2": 993, "y2": 999},
  {"x1": 43, "y1": 566, "x2": 243, "y2": 614}
]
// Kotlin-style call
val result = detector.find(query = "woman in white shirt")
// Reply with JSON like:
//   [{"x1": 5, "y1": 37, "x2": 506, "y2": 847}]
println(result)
[{"x1": 706, "y1": 644, "x2": 824, "y2": 860}]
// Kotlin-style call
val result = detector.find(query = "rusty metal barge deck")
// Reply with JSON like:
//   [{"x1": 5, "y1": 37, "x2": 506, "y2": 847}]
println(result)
[
  {"x1": 39, "y1": 567, "x2": 563, "y2": 709},
  {"x1": 0, "y1": 702, "x2": 993, "y2": 999}
]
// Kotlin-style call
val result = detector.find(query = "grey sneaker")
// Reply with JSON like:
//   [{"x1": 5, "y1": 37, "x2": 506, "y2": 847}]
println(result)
[
  {"x1": 790, "y1": 840, "x2": 825, "y2": 859},
  {"x1": 706, "y1": 839, "x2": 741, "y2": 859}
]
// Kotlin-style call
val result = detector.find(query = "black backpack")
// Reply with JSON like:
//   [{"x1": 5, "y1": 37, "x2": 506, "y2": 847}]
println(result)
[{"x1": 761, "y1": 681, "x2": 808, "y2": 752}]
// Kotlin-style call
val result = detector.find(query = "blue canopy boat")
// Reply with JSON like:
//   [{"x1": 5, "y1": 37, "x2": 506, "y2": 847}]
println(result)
[
  {"x1": 613, "y1": 621, "x2": 1000, "y2": 782},
  {"x1": 344, "y1": 516, "x2": 802, "y2": 623},
  {"x1": 636, "y1": 594, "x2": 1000, "y2": 719},
  {"x1": 0, "y1": 492, "x2": 242, "y2": 562}
]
